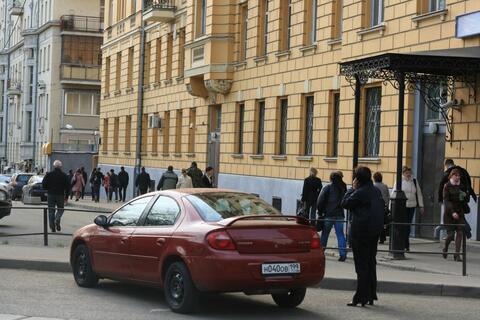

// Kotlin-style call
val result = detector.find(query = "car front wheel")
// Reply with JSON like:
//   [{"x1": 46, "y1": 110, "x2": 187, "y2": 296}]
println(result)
[
  {"x1": 164, "y1": 262, "x2": 198, "y2": 314},
  {"x1": 72, "y1": 244, "x2": 98, "y2": 287},
  {"x1": 272, "y1": 288, "x2": 307, "y2": 308}
]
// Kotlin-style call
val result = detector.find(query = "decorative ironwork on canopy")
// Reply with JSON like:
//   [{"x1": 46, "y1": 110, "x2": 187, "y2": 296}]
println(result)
[{"x1": 339, "y1": 51, "x2": 480, "y2": 144}]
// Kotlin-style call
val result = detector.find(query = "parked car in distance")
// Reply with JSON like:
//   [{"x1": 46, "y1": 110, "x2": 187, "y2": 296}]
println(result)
[
  {"x1": 70, "y1": 189, "x2": 325, "y2": 314},
  {"x1": 9, "y1": 173, "x2": 34, "y2": 200},
  {"x1": 0, "y1": 183, "x2": 12, "y2": 219},
  {"x1": 0, "y1": 174, "x2": 11, "y2": 185},
  {"x1": 22, "y1": 175, "x2": 47, "y2": 204}
]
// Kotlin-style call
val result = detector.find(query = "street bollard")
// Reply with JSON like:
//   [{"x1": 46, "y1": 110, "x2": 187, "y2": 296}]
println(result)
[{"x1": 43, "y1": 208, "x2": 48, "y2": 246}]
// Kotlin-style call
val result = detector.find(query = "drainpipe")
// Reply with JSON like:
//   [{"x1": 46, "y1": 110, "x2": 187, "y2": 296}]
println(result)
[
  {"x1": 31, "y1": 1, "x2": 40, "y2": 171},
  {"x1": 133, "y1": 0, "x2": 146, "y2": 197}
]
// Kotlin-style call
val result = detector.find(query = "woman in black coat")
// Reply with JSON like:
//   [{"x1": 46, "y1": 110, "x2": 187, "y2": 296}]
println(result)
[{"x1": 341, "y1": 166, "x2": 384, "y2": 307}]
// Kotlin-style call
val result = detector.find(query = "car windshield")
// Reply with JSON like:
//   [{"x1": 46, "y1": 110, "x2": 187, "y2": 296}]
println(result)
[
  {"x1": 186, "y1": 192, "x2": 280, "y2": 222},
  {"x1": 17, "y1": 175, "x2": 32, "y2": 183}
]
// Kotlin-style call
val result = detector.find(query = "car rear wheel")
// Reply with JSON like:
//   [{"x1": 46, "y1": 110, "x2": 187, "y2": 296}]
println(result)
[
  {"x1": 72, "y1": 244, "x2": 98, "y2": 287},
  {"x1": 272, "y1": 288, "x2": 307, "y2": 308},
  {"x1": 164, "y1": 262, "x2": 198, "y2": 314}
]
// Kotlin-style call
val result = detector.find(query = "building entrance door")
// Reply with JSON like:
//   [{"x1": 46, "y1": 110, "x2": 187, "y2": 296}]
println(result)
[
  {"x1": 417, "y1": 125, "x2": 445, "y2": 239},
  {"x1": 208, "y1": 105, "x2": 221, "y2": 186}
]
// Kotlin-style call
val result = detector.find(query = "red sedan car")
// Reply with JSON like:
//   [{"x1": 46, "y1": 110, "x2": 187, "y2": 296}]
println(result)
[{"x1": 70, "y1": 189, "x2": 325, "y2": 313}]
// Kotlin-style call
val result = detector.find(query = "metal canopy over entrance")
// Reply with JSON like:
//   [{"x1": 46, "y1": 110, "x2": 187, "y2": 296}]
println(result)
[{"x1": 339, "y1": 47, "x2": 480, "y2": 257}]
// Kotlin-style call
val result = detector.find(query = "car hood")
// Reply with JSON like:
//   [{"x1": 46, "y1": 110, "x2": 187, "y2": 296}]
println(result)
[{"x1": 73, "y1": 224, "x2": 98, "y2": 239}]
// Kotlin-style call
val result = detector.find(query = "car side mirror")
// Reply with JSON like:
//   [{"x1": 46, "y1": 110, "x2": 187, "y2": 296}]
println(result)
[{"x1": 94, "y1": 215, "x2": 109, "y2": 228}]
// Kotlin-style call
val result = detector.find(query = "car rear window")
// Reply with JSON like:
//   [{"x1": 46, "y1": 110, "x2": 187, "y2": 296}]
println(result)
[{"x1": 186, "y1": 192, "x2": 280, "y2": 222}]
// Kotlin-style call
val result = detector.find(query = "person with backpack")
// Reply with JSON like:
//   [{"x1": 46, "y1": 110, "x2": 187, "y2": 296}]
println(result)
[
  {"x1": 402, "y1": 166, "x2": 424, "y2": 252},
  {"x1": 317, "y1": 171, "x2": 347, "y2": 261},
  {"x1": 157, "y1": 166, "x2": 178, "y2": 191}
]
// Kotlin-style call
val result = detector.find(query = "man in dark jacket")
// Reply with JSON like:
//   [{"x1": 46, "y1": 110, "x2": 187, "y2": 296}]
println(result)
[
  {"x1": 187, "y1": 162, "x2": 204, "y2": 188},
  {"x1": 90, "y1": 168, "x2": 104, "y2": 203},
  {"x1": 136, "y1": 167, "x2": 151, "y2": 195},
  {"x1": 301, "y1": 168, "x2": 323, "y2": 225},
  {"x1": 80, "y1": 167, "x2": 88, "y2": 199},
  {"x1": 42, "y1": 160, "x2": 70, "y2": 232},
  {"x1": 157, "y1": 166, "x2": 178, "y2": 190},
  {"x1": 341, "y1": 166, "x2": 384, "y2": 307},
  {"x1": 109, "y1": 169, "x2": 119, "y2": 202},
  {"x1": 202, "y1": 167, "x2": 214, "y2": 188},
  {"x1": 118, "y1": 166, "x2": 129, "y2": 202},
  {"x1": 438, "y1": 159, "x2": 477, "y2": 204}
]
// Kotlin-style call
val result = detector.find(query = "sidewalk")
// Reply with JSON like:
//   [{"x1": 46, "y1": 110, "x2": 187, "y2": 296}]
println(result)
[{"x1": 65, "y1": 198, "x2": 123, "y2": 213}]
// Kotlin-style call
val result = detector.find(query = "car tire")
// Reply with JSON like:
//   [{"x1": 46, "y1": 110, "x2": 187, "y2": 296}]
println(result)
[
  {"x1": 272, "y1": 288, "x2": 307, "y2": 308},
  {"x1": 164, "y1": 262, "x2": 198, "y2": 314},
  {"x1": 72, "y1": 244, "x2": 99, "y2": 288}
]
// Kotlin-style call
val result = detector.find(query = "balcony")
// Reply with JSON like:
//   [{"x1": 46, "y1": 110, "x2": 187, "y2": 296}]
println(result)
[
  {"x1": 9, "y1": 0, "x2": 23, "y2": 16},
  {"x1": 61, "y1": 15, "x2": 104, "y2": 33},
  {"x1": 7, "y1": 80, "x2": 22, "y2": 96},
  {"x1": 143, "y1": 0, "x2": 176, "y2": 23},
  {"x1": 60, "y1": 64, "x2": 101, "y2": 84}
]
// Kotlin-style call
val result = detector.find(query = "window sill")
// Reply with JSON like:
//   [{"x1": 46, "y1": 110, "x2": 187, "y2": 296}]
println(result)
[
  {"x1": 112, "y1": 152, "x2": 119, "y2": 155},
  {"x1": 162, "y1": 153, "x2": 170, "y2": 157},
  {"x1": 299, "y1": 44, "x2": 317, "y2": 55},
  {"x1": 152, "y1": 82, "x2": 161, "y2": 89},
  {"x1": 176, "y1": 76, "x2": 184, "y2": 83},
  {"x1": 151, "y1": 153, "x2": 158, "y2": 157},
  {"x1": 123, "y1": 152, "x2": 131, "y2": 155},
  {"x1": 125, "y1": 87, "x2": 134, "y2": 94},
  {"x1": 253, "y1": 55, "x2": 268, "y2": 65},
  {"x1": 233, "y1": 61, "x2": 247, "y2": 70},
  {"x1": 231, "y1": 154, "x2": 244, "y2": 159},
  {"x1": 250, "y1": 154, "x2": 264, "y2": 160},
  {"x1": 113, "y1": 90, "x2": 121, "y2": 96},
  {"x1": 186, "y1": 153, "x2": 196, "y2": 158},
  {"x1": 173, "y1": 153, "x2": 182, "y2": 157},
  {"x1": 275, "y1": 50, "x2": 291, "y2": 59},
  {"x1": 103, "y1": 93, "x2": 110, "y2": 99},
  {"x1": 297, "y1": 156, "x2": 313, "y2": 162},
  {"x1": 143, "y1": 84, "x2": 150, "y2": 91},
  {"x1": 412, "y1": 9, "x2": 448, "y2": 26},
  {"x1": 140, "y1": 153, "x2": 148, "y2": 157},
  {"x1": 272, "y1": 155, "x2": 287, "y2": 161},
  {"x1": 358, "y1": 157, "x2": 381, "y2": 164},
  {"x1": 357, "y1": 23, "x2": 386, "y2": 37},
  {"x1": 326, "y1": 38, "x2": 342, "y2": 47},
  {"x1": 101, "y1": 151, "x2": 108, "y2": 155},
  {"x1": 323, "y1": 157, "x2": 338, "y2": 162},
  {"x1": 163, "y1": 79, "x2": 173, "y2": 86}
]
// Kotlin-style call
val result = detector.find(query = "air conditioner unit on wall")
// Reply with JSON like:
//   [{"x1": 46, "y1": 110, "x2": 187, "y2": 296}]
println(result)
[{"x1": 148, "y1": 114, "x2": 163, "y2": 129}]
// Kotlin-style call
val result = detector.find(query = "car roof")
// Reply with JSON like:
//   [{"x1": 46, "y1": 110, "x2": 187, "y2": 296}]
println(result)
[{"x1": 146, "y1": 188, "x2": 251, "y2": 197}]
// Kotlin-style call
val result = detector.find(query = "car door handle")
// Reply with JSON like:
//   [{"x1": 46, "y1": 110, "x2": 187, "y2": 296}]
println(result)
[
  {"x1": 120, "y1": 237, "x2": 129, "y2": 244},
  {"x1": 156, "y1": 238, "x2": 166, "y2": 246}
]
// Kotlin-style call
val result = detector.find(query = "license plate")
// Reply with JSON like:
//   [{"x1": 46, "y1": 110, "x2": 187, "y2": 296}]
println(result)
[{"x1": 261, "y1": 263, "x2": 301, "y2": 275}]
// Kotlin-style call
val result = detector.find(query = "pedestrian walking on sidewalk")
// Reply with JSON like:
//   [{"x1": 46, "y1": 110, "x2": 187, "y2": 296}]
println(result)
[
  {"x1": 109, "y1": 169, "x2": 119, "y2": 202},
  {"x1": 135, "y1": 167, "x2": 151, "y2": 195},
  {"x1": 373, "y1": 172, "x2": 390, "y2": 244},
  {"x1": 438, "y1": 159, "x2": 477, "y2": 206},
  {"x1": 89, "y1": 168, "x2": 97, "y2": 201},
  {"x1": 341, "y1": 166, "x2": 384, "y2": 307},
  {"x1": 103, "y1": 172, "x2": 111, "y2": 202},
  {"x1": 202, "y1": 167, "x2": 215, "y2": 188},
  {"x1": 80, "y1": 167, "x2": 88, "y2": 199},
  {"x1": 177, "y1": 169, "x2": 193, "y2": 189},
  {"x1": 91, "y1": 168, "x2": 104, "y2": 203},
  {"x1": 42, "y1": 160, "x2": 70, "y2": 233},
  {"x1": 157, "y1": 166, "x2": 178, "y2": 191},
  {"x1": 187, "y1": 162, "x2": 203, "y2": 188},
  {"x1": 302, "y1": 167, "x2": 323, "y2": 226},
  {"x1": 118, "y1": 167, "x2": 129, "y2": 202},
  {"x1": 402, "y1": 166, "x2": 424, "y2": 252},
  {"x1": 317, "y1": 171, "x2": 347, "y2": 261},
  {"x1": 67, "y1": 169, "x2": 74, "y2": 200},
  {"x1": 71, "y1": 169, "x2": 85, "y2": 201},
  {"x1": 442, "y1": 169, "x2": 468, "y2": 262}
]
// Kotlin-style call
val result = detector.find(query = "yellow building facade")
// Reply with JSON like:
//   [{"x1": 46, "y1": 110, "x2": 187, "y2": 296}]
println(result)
[{"x1": 100, "y1": 0, "x2": 480, "y2": 238}]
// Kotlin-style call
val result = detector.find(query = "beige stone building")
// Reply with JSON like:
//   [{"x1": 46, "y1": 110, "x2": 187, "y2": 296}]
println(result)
[{"x1": 99, "y1": 0, "x2": 480, "y2": 239}]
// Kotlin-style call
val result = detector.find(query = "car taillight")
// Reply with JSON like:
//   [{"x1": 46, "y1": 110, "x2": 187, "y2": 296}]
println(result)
[
  {"x1": 310, "y1": 229, "x2": 321, "y2": 249},
  {"x1": 206, "y1": 230, "x2": 236, "y2": 250}
]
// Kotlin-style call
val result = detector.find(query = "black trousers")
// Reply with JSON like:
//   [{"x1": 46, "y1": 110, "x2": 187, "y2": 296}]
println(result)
[
  {"x1": 118, "y1": 186, "x2": 127, "y2": 202},
  {"x1": 351, "y1": 235, "x2": 379, "y2": 304}
]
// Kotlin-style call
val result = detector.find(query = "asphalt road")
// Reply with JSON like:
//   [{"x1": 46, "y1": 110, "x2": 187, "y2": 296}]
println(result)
[
  {"x1": 1, "y1": 269, "x2": 479, "y2": 320},
  {"x1": 0, "y1": 201, "x2": 100, "y2": 247}
]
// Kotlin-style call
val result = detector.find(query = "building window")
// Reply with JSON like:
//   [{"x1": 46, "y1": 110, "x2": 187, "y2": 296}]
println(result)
[
  {"x1": 125, "y1": 115, "x2": 131, "y2": 152},
  {"x1": 131, "y1": 0, "x2": 136, "y2": 14},
  {"x1": 175, "y1": 110, "x2": 183, "y2": 153},
  {"x1": 178, "y1": 28, "x2": 186, "y2": 78},
  {"x1": 108, "y1": 0, "x2": 113, "y2": 26},
  {"x1": 235, "y1": 102, "x2": 245, "y2": 154},
  {"x1": 329, "y1": 91, "x2": 340, "y2": 157},
  {"x1": 154, "y1": 38, "x2": 161, "y2": 83},
  {"x1": 0, "y1": 118, "x2": 3, "y2": 143},
  {"x1": 28, "y1": 66, "x2": 34, "y2": 104},
  {"x1": 105, "y1": 57, "x2": 110, "y2": 94},
  {"x1": 142, "y1": 114, "x2": 148, "y2": 151},
  {"x1": 115, "y1": 52, "x2": 122, "y2": 91},
  {"x1": 163, "y1": 111, "x2": 170, "y2": 154},
  {"x1": 277, "y1": 98, "x2": 288, "y2": 155},
  {"x1": 332, "y1": 0, "x2": 343, "y2": 39},
  {"x1": 152, "y1": 114, "x2": 159, "y2": 154},
  {"x1": 364, "y1": 87, "x2": 381, "y2": 157},
  {"x1": 238, "y1": 3, "x2": 248, "y2": 61},
  {"x1": 127, "y1": 47, "x2": 134, "y2": 88},
  {"x1": 196, "y1": 0, "x2": 207, "y2": 37},
  {"x1": 166, "y1": 33, "x2": 173, "y2": 80},
  {"x1": 257, "y1": 0, "x2": 269, "y2": 56},
  {"x1": 304, "y1": 0, "x2": 317, "y2": 45},
  {"x1": 429, "y1": 0, "x2": 445, "y2": 12},
  {"x1": 279, "y1": 0, "x2": 292, "y2": 51},
  {"x1": 303, "y1": 95, "x2": 314, "y2": 156},
  {"x1": 62, "y1": 36, "x2": 103, "y2": 65},
  {"x1": 102, "y1": 118, "x2": 108, "y2": 152},
  {"x1": 370, "y1": 0, "x2": 384, "y2": 27},
  {"x1": 65, "y1": 92, "x2": 101, "y2": 116},
  {"x1": 113, "y1": 117, "x2": 119, "y2": 152},
  {"x1": 188, "y1": 108, "x2": 196, "y2": 153},
  {"x1": 117, "y1": 0, "x2": 126, "y2": 21},
  {"x1": 255, "y1": 100, "x2": 266, "y2": 154},
  {"x1": 144, "y1": 41, "x2": 151, "y2": 86},
  {"x1": 424, "y1": 84, "x2": 446, "y2": 121},
  {"x1": 25, "y1": 111, "x2": 32, "y2": 143}
]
